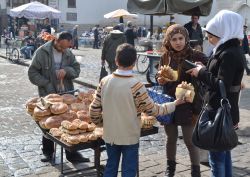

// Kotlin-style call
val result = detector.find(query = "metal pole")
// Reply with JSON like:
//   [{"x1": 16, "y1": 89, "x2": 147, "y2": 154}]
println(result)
[{"x1": 150, "y1": 15, "x2": 153, "y2": 38}]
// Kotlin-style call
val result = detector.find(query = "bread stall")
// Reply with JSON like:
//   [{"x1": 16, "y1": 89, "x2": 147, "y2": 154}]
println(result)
[{"x1": 25, "y1": 90, "x2": 159, "y2": 176}]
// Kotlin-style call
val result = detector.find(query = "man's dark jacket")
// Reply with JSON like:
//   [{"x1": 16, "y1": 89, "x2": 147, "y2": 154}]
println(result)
[{"x1": 184, "y1": 21, "x2": 203, "y2": 45}]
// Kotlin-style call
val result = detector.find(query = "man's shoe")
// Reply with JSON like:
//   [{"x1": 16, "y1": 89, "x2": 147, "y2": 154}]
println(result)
[
  {"x1": 41, "y1": 153, "x2": 53, "y2": 162},
  {"x1": 66, "y1": 152, "x2": 90, "y2": 163},
  {"x1": 200, "y1": 161, "x2": 210, "y2": 167}
]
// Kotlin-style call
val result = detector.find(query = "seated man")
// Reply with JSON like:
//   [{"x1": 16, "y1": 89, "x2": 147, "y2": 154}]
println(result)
[{"x1": 20, "y1": 35, "x2": 35, "y2": 59}]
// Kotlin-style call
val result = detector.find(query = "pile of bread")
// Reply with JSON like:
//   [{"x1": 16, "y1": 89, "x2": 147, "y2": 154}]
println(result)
[
  {"x1": 175, "y1": 81, "x2": 195, "y2": 103},
  {"x1": 25, "y1": 90, "x2": 103, "y2": 145},
  {"x1": 158, "y1": 65, "x2": 178, "y2": 81},
  {"x1": 141, "y1": 113, "x2": 156, "y2": 129}
]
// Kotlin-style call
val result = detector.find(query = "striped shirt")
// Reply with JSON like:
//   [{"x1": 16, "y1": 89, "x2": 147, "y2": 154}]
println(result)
[{"x1": 89, "y1": 72, "x2": 176, "y2": 145}]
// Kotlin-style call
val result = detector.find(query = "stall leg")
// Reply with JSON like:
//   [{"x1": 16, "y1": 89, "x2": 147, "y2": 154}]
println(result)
[
  {"x1": 61, "y1": 146, "x2": 64, "y2": 175},
  {"x1": 52, "y1": 143, "x2": 57, "y2": 165},
  {"x1": 95, "y1": 147, "x2": 101, "y2": 177}
]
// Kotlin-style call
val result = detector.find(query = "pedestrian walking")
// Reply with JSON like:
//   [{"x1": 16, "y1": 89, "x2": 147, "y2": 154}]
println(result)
[
  {"x1": 72, "y1": 25, "x2": 79, "y2": 49},
  {"x1": 187, "y1": 10, "x2": 245, "y2": 177},
  {"x1": 124, "y1": 21, "x2": 137, "y2": 46},
  {"x1": 90, "y1": 43, "x2": 185, "y2": 177},
  {"x1": 101, "y1": 25, "x2": 126, "y2": 73},
  {"x1": 156, "y1": 24, "x2": 207, "y2": 177},
  {"x1": 242, "y1": 25, "x2": 250, "y2": 75},
  {"x1": 28, "y1": 32, "x2": 89, "y2": 163},
  {"x1": 93, "y1": 24, "x2": 99, "y2": 49}
]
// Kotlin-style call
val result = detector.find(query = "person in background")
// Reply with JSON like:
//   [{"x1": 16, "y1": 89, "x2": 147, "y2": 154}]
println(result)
[
  {"x1": 20, "y1": 31, "x2": 35, "y2": 59},
  {"x1": 242, "y1": 25, "x2": 250, "y2": 75},
  {"x1": 137, "y1": 26, "x2": 142, "y2": 38},
  {"x1": 156, "y1": 24, "x2": 207, "y2": 177},
  {"x1": 142, "y1": 27, "x2": 147, "y2": 37},
  {"x1": 101, "y1": 25, "x2": 126, "y2": 73},
  {"x1": 118, "y1": 23, "x2": 124, "y2": 32},
  {"x1": 124, "y1": 21, "x2": 137, "y2": 46},
  {"x1": 187, "y1": 10, "x2": 245, "y2": 177},
  {"x1": 43, "y1": 18, "x2": 51, "y2": 34},
  {"x1": 72, "y1": 25, "x2": 79, "y2": 50},
  {"x1": 28, "y1": 32, "x2": 89, "y2": 163},
  {"x1": 184, "y1": 15, "x2": 203, "y2": 50},
  {"x1": 93, "y1": 24, "x2": 100, "y2": 49},
  {"x1": 59, "y1": 25, "x2": 65, "y2": 32},
  {"x1": 90, "y1": 43, "x2": 185, "y2": 177}
]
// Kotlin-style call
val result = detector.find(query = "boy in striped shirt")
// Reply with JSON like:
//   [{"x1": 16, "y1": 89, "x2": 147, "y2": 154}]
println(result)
[{"x1": 89, "y1": 43, "x2": 184, "y2": 177}]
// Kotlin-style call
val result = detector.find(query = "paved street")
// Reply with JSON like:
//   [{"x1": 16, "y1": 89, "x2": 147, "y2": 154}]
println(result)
[{"x1": 0, "y1": 46, "x2": 250, "y2": 177}]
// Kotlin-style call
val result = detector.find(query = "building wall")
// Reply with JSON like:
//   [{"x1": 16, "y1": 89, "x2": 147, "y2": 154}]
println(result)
[{"x1": 57, "y1": 0, "x2": 221, "y2": 30}]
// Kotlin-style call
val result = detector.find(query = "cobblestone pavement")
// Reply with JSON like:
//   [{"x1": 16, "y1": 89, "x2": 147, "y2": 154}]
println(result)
[{"x1": 0, "y1": 47, "x2": 250, "y2": 177}]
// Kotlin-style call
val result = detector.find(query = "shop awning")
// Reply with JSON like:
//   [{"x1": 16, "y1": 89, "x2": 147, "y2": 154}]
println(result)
[
  {"x1": 127, "y1": 0, "x2": 213, "y2": 16},
  {"x1": 9, "y1": 1, "x2": 61, "y2": 19}
]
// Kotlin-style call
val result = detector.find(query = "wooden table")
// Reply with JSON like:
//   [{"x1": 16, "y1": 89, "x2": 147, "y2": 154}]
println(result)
[{"x1": 46, "y1": 126, "x2": 159, "y2": 177}]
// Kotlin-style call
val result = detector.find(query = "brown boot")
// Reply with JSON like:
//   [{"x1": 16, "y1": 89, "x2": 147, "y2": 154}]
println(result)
[
  {"x1": 191, "y1": 165, "x2": 201, "y2": 177},
  {"x1": 164, "y1": 160, "x2": 176, "y2": 177}
]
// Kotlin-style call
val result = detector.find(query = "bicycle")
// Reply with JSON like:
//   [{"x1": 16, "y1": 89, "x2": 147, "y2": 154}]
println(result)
[
  {"x1": 4, "y1": 37, "x2": 23, "y2": 63},
  {"x1": 136, "y1": 51, "x2": 161, "y2": 86},
  {"x1": 135, "y1": 39, "x2": 154, "y2": 74}
]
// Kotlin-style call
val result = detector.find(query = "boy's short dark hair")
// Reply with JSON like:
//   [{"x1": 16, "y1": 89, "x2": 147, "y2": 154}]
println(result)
[
  {"x1": 116, "y1": 43, "x2": 137, "y2": 67},
  {"x1": 58, "y1": 31, "x2": 72, "y2": 41}
]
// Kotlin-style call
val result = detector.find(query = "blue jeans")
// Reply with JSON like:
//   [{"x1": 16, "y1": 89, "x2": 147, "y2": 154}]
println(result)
[
  {"x1": 104, "y1": 143, "x2": 139, "y2": 177},
  {"x1": 20, "y1": 45, "x2": 34, "y2": 59},
  {"x1": 209, "y1": 151, "x2": 232, "y2": 177}
]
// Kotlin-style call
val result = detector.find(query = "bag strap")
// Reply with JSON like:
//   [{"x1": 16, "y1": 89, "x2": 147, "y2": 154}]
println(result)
[{"x1": 218, "y1": 80, "x2": 227, "y2": 99}]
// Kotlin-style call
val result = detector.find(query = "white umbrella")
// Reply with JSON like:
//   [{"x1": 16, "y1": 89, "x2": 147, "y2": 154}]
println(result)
[
  {"x1": 104, "y1": 9, "x2": 138, "y2": 19},
  {"x1": 9, "y1": 1, "x2": 61, "y2": 19}
]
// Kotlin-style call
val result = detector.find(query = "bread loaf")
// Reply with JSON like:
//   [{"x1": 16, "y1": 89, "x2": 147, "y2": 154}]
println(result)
[
  {"x1": 33, "y1": 107, "x2": 51, "y2": 117},
  {"x1": 75, "y1": 134, "x2": 88, "y2": 143},
  {"x1": 62, "y1": 94, "x2": 76, "y2": 105},
  {"x1": 50, "y1": 102, "x2": 68, "y2": 114},
  {"x1": 61, "y1": 120, "x2": 78, "y2": 130},
  {"x1": 93, "y1": 127, "x2": 103, "y2": 138},
  {"x1": 39, "y1": 117, "x2": 50, "y2": 129},
  {"x1": 158, "y1": 65, "x2": 178, "y2": 81},
  {"x1": 59, "y1": 126, "x2": 80, "y2": 135},
  {"x1": 175, "y1": 81, "x2": 195, "y2": 103},
  {"x1": 87, "y1": 123, "x2": 96, "y2": 132},
  {"x1": 70, "y1": 103, "x2": 86, "y2": 112},
  {"x1": 79, "y1": 121, "x2": 88, "y2": 130},
  {"x1": 49, "y1": 128, "x2": 63, "y2": 137},
  {"x1": 141, "y1": 113, "x2": 156, "y2": 129},
  {"x1": 26, "y1": 97, "x2": 39, "y2": 109},
  {"x1": 66, "y1": 135, "x2": 80, "y2": 144},
  {"x1": 44, "y1": 94, "x2": 63, "y2": 103},
  {"x1": 45, "y1": 115, "x2": 64, "y2": 129},
  {"x1": 76, "y1": 110, "x2": 91, "y2": 123}
]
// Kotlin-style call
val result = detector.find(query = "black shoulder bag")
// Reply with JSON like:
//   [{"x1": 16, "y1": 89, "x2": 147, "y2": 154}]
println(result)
[
  {"x1": 99, "y1": 65, "x2": 108, "y2": 82},
  {"x1": 192, "y1": 80, "x2": 238, "y2": 151}
]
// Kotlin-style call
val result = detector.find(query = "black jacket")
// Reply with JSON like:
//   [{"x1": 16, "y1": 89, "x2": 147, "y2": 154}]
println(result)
[
  {"x1": 198, "y1": 39, "x2": 244, "y2": 125},
  {"x1": 124, "y1": 28, "x2": 136, "y2": 46},
  {"x1": 184, "y1": 22, "x2": 203, "y2": 46}
]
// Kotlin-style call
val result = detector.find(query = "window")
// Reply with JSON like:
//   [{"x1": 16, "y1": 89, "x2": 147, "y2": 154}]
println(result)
[
  {"x1": 68, "y1": 0, "x2": 76, "y2": 8},
  {"x1": 66, "y1": 12, "x2": 77, "y2": 21}
]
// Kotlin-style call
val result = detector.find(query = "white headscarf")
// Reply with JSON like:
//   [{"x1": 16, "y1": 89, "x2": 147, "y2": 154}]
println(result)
[{"x1": 205, "y1": 10, "x2": 244, "y2": 54}]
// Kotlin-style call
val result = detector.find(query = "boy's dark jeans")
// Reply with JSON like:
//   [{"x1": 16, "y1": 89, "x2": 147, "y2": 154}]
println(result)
[{"x1": 104, "y1": 143, "x2": 139, "y2": 177}]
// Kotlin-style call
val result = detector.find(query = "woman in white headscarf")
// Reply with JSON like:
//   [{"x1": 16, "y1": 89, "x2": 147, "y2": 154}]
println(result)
[{"x1": 187, "y1": 10, "x2": 245, "y2": 177}]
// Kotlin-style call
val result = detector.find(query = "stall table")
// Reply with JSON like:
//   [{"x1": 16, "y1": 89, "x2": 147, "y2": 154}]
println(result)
[{"x1": 45, "y1": 126, "x2": 159, "y2": 177}]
